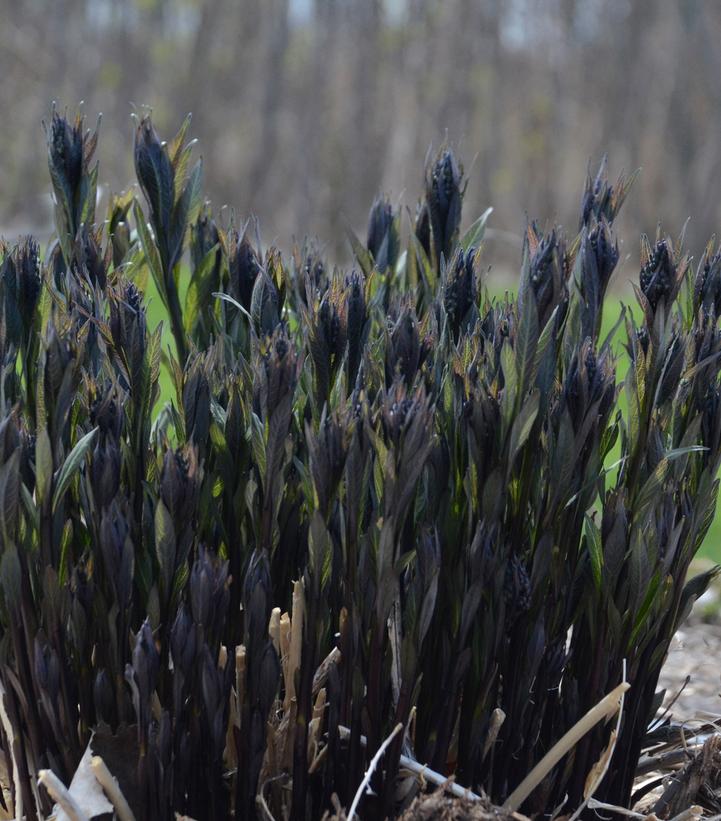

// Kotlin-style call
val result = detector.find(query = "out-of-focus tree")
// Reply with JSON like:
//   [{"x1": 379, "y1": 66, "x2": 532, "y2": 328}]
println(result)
[{"x1": 1, "y1": 0, "x2": 721, "y2": 272}]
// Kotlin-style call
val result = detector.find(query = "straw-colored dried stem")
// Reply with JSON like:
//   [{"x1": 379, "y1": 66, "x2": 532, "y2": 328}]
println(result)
[
  {"x1": 308, "y1": 687, "x2": 327, "y2": 760},
  {"x1": 272, "y1": 581, "x2": 305, "y2": 778},
  {"x1": 256, "y1": 788, "x2": 276, "y2": 821},
  {"x1": 37, "y1": 769, "x2": 88, "y2": 821},
  {"x1": 284, "y1": 580, "x2": 304, "y2": 713},
  {"x1": 503, "y1": 677, "x2": 630, "y2": 812},
  {"x1": 312, "y1": 647, "x2": 341, "y2": 697},
  {"x1": 568, "y1": 661, "x2": 627, "y2": 821},
  {"x1": 279, "y1": 613, "x2": 291, "y2": 669},
  {"x1": 586, "y1": 798, "x2": 647, "y2": 818},
  {"x1": 0, "y1": 682, "x2": 21, "y2": 820},
  {"x1": 269, "y1": 607, "x2": 281, "y2": 654},
  {"x1": 90, "y1": 755, "x2": 136, "y2": 821},
  {"x1": 309, "y1": 743, "x2": 328, "y2": 775},
  {"x1": 482, "y1": 708, "x2": 506, "y2": 761}
]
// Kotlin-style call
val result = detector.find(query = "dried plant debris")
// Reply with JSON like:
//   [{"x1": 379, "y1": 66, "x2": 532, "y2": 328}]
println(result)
[
  {"x1": 0, "y1": 106, "x2": 719, "y2": 819},
  {"x1": 396, "y1": 785, "x2": 522, "y2": 821},
  {"x1": 652, "y1": 734, "x2": 721, "y2": 818}
]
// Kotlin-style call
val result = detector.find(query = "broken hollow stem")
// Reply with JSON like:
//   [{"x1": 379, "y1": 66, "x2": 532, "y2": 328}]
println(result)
[
  {"x1": 502, "y1": 676, "x2": 630, "y2": 813},
  {"x1": 37, "y1": 769, "x2": 88, "y2": 821},
  {"x1": 91, "y1": 755, "x2": 136, "y2": 821}
]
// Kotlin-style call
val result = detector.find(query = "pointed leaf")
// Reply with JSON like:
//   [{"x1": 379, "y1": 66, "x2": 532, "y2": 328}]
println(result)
[
  {"x1": 460, "y1": 207, "x2": 493, "y2": 251},
  {"x1": 53, "y1": 428, "x2": 98, "y2": 512}
]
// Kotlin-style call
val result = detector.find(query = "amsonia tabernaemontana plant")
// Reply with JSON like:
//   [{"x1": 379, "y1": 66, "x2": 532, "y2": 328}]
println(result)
[{"x1": 0, "y1": 108, "x2": 717, "y2": 820}]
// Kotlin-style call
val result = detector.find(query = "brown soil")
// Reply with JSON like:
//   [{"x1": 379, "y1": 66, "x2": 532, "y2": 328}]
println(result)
[
  {"x1": 397, "y1": 787, "x2": 520, "y2": 821},
  {"x1": 658, "y1": 619, "x2": 721, "y2": 719}
]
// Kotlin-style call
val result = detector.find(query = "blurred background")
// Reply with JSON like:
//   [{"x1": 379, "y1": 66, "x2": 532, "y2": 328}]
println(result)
[{"x1": 3, "y1": 0, "x2": 721, "y2": 278}]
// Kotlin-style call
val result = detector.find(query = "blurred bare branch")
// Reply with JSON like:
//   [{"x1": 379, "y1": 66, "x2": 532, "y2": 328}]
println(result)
[{"x1": 0, "y1": 0, "x2": 718, "y2": 270}]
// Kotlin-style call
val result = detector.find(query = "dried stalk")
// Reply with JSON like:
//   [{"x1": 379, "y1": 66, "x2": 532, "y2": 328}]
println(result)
[
  {"x1": 312, "y1": 647, "x2": 341, "y2": 697},
  {"x1": 587, "y1": 798, "x2": 647, "y2": 818},
  {"x1": 279, "y1": 614, "x2": 291, "y2": 667},
  {"x1": 568, "y1": 660, "x2": 627, "y2": 821},
  {"x1": 269, "y1": 608, "x2": 281, "y2": 655},
  {"x1": 308, "y1": 687, "x2": 327, "y2": 760},
  {"x1": 91, "y1": 755, "x2": 136, "y2": 821},
  {"x1": 481, "y1": 708, "x2": 506, "y2": 761},
  {"x1": 0, "y1": 682, "x2": 20, "y2": 821},
  {"x1": 38, "y1": 769, "x2": 88, "y2": 821},
  {"x1": 503, "y1": 676, "x2": 630, "y2": 812},
  {"x1": 284, "y1": 581, "x2": 304, "y2": 713}
]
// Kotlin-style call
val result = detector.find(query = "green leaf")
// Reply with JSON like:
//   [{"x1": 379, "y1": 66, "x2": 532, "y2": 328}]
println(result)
[
  {"x1": 535, "y1": 305, "x2": 561, "y2": 401},
  {"x1": 185, "y1": 242, "x2": 221, "y2": 334},
  {"x1": 58, "y1": 519, "x2": 73, "y2": 584},
  {"x1": 585, "y1": 515, "x2": 603, "y2": 592},
  {"x1": 677, "y1": 566, "x2": 720, "y2": 627},
  {"x1": 482, "y1": 467, "x2": 504, "y2": 522},
  {"x1": 409, "y1": 231, "x2": 436, "y2": 295},
  {"x1": 173, "y1": 140, "x2": 196, "y2": 195},
  {"x1": 0, "y1": 451, "x2": 21, "y2": 545},
  {"x1": 633, "y1": 458, "x2": 668, "y2": 524},
  {"x1": 21, "y1": 483, "x2": 39, "y2": 532},
  {"x1": 346, "y1": 224, "x2": 373, "y2": 277},
  {"x1": 564, "y1": 455, "x2": 628, "y2": 510},
  {"x1": 139, "y1": 323, "x2": 163, "y2": 437},
  {"x1": 376, "y1": 517, "x2": 398, "y2": 623},
  {"x1": 516, "y1": 291, "x2": 539, "y2": 398},
  {"x1": 213, "y1": 291, "x2": 252, "y2": 322},
  {"x1": 601, "y1": 304, "x2": 627, "y2": 351},
  {"x1": 52, "y1": 427, "x2": 98, "y2": 512},
  {"x1": 171, "y1": 560, "x2": 190, "y2": 607},
  {"x1": 629, "y1": 570, "x2": 662, "y2": 651},
  {"x1": 507, "y1": 389, "x2": 539, "y2": 471},
  {"x1": 133, "y1": 200, "x2": 165, "y2": 306},
  {"x1": 81, "y1": 162, "x2": 99, "y2": 226},
  {"x1": 665, "y1": 444, "x2": 708, "y2": 460},
  {"x1": 249, "y1": 413, "x2": 267, "y2": 482},
  {"x1": 500, "y1": 341, "x2": 518, "y2": 436},
  {"x1": 123, "y1": 244, "x2": 150, "y2": 293},
  {"x1": 154, "y1": 499, "x2": 176, "y2": 599},
  {"x1": 690, "y1": 475, "x2": 719, "y2": 553},
  {"x1": 35, "y1": 427, "x2": 53, "y2": 507},
  {"x1": 48, "y1": 155, "x2": 72, "y2": 235},
  {"x1": 0, "y1": 545, "x2": 22, "y2": 611},
  {"x1": 460, "y1": 207, "x2": 493, "y2": 251},
  {"x1": 308, "y1": 510, "x2": 331, "y2": 590},
  {"x1": 168, "y1": 113, "x2": 193, "y2": 170},
  {"x1": 170, "y1": 159, "x2": 203, "y2": 269}
]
